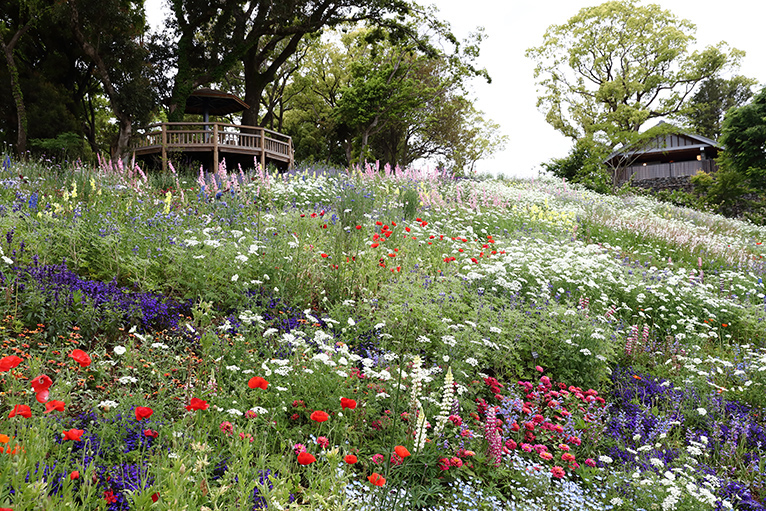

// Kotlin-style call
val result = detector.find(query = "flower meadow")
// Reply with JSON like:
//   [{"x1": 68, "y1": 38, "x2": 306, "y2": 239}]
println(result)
[{"x1": 0, "y1": 154, "x2": 766, "y2": 510}]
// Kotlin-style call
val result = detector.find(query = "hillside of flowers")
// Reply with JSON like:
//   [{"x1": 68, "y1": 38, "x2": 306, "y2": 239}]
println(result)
[{"x1": 1, "y1": 154, "x2": 765, "y2": 510}]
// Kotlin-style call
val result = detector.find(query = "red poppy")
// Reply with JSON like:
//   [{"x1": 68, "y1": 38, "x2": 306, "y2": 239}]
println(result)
[
  {"x1": 30, "y1": 374, "x2": 52, "y2": 393},
  {"x1": 367, "y1": 472, "x2": 386, "y2": 486},
  {"x1": 248, "y1": 376, "x2": 269, "y2": 390},
  {"x1": 394, "y1": 445, "x2": 411, "y2": 458},
  {"x1": 355, "y1": 225, "x2": 362, "y2": 230},
  {"x1": 135, "y1": 406, "x2": 154, "y2": 421},
  {"x1": 151, "y1": 493, "x2": 159, "y2": 503},
  {"x1": 35, "y1": 390, "x2": 49, "y2": 404},
  {"x1": 62, "y1": 429, "x2": 84, "y2": 442},
  {"x1": 70, "y1": 470, "x2": 80, "y2": 480},
  {"x1": 340, "y1": 397, "x2": 357, "y2": 410},
  {"x1": 0, "y1": 508, "x2": 12, "y2": 511},
  {"x1": 44, "y1": 400, "x2": 66, "y2": 413},
  {"x1": 310, "y1": 410, "x2": 329, "y2": 422},
  {"x1": 185, "y1": 397, "x2": 209, "y2": 411},
  {"x1": 297, "y1": 452, "x2": 316, "y2": 465},
  {"x1": 320, "y1": 253, "x2": 328, "y2": 258},
  {"x1": 8, "y1": 404, "x2": 31, "y2": 418},
  {"x1": 69, "y1": 349, "x2": 91, "y2": 368},
  {"x1": 0, "y1": 355, "x2": 23, "y2": 372},
  {"x1": 344, "y1": 454, "x2": 358, "y2": 464},
  {"x1": 143, "y1": 429, "x2": 159, "y2": 438}
]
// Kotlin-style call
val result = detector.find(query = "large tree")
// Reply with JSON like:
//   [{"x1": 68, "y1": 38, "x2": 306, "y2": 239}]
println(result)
[
  {"x1": 526, "y1": 0, "x2": 743, "y2": 186},
  {"x1": 282, "y1": 24, "x2": 502, "y2": 170},
  {"x1": 162, "y1": 0, "x2": 418, "y2": 124}
]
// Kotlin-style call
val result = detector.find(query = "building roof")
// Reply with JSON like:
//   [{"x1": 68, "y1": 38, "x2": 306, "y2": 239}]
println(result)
[{"x1": 606, "y1": 123, "x2": 722, "y2": 163}]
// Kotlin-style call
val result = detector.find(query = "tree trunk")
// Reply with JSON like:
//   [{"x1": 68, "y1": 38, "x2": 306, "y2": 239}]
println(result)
[
  {"x1": 68, "y1": 0, "x2": 133, "y2": 159},
  {"x1": 242, "y1": 34, "x2": 304, "y2": 128},
  {"x1": 1, "y1": 21, "x2": 33, "y2": 156}
]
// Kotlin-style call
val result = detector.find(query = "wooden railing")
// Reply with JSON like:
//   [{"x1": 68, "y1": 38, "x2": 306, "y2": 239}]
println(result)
[
  {"x1": 133, "y1": 122, "x2": 293, "y2": 170},
  {"x1": 616, "y1": 159, "x2": 718, "y2": 186}
]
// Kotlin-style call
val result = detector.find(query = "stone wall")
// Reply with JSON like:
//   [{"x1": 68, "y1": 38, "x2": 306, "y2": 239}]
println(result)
[{"x1": 630, "y1": 176, "x2": 694, "y2": 193}]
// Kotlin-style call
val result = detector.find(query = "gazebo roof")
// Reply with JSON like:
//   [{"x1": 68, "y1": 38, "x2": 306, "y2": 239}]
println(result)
[{"x1": 185, "y1": 88, "x2": 250, "y2": 117}]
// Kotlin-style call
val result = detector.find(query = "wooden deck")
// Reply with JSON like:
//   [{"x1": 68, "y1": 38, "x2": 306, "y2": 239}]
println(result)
[{"x1": 132, "y1": 122, "x2": 293, "y2": 171}]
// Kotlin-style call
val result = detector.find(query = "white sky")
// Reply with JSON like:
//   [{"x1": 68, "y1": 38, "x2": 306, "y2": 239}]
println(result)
[{"x1": 145, "y1": 0, "x2": 765, "y2": 178}]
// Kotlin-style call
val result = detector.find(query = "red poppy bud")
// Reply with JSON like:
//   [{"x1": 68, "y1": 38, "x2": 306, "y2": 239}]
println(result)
[
  {"x1": 70, "y1": 470, "x2": 80, "y2": 480},
  {"x1": 344, "y1": 454, "x2": 357, "y2": 464}
]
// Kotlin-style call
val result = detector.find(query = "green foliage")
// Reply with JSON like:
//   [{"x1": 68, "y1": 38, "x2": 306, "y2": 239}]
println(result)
[
  {"x1": 675, "y1": 75, "x2": 756, "y2": 140},
  {"x1": 541, "y1": 138, "x2": 611, "y2": 193},
  {"x1": 718, "y1": 85, "x2": 766, "y2": 190},
  {"x1": 29, "y1": 132, "x2": 93, "y2": 162},
  {"x1": 691, "y1": 169, "x2": 752, "y2": 218}
]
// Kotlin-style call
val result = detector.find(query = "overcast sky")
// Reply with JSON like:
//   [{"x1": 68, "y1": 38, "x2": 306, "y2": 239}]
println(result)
[{"x1": 146, "y1": 0, "x2": 765, "y2": 178}]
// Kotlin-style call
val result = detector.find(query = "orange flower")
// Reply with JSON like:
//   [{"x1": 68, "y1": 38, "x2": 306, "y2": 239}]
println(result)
[
  {"x1": 344, "y1": 454, "x2": 357, "y2": 464},
  {"x1": 367, "y1": 472, "x2": 386, "y2": 486},
  {"x1": 135, "y1": 406, "x2": 154, "y2": 421},
  {"x1": 310, "y1": 410, "x2": 329, "y2": 422},
  {"x1": 340, "y1": 397, "x2": 357, "y2": 410},
  {"x1": 185, "y1": 397, "x2": 209, "y2": 411},
  {"x1": 248, "y1": 376, "x2": 269, "y2": 390},
  {"x1": 62, "y1": 429, "x2": 84, "y2": 442},
  {"x1": 394, "y1": 445, "x2": 411, "y2": 458},
  {"x1": 0, "y1": 434, "x2": 9, "y2": 444},
  {"x1": 297, "y1": 452, "x2": 316, "y2": 465},
  {"x1": 0, "y1": 355, "x2": 23, "y2": 372},
  {"x1": 44, "y1": 400, "x2": 66, "y2": 413},
  {"x1": 69, "y1": 349, "x2": 91, "y2": 368},
  {"x1": 8, "y1": 405, "x2": 31, "y2": 418}
]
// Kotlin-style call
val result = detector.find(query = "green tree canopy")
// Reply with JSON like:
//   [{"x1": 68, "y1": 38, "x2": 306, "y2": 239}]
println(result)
[
  {"x1": 526, "y1": 0, "x2": 743, "y2": 150},
  {"x1": 281, "y1": 23, "x2": 503, "y2": 172},
  {"x1": 674, "y1": 75, "x2": 756, "y2": 140},
  {"x1": 718, "y1": 85, "x2": 766, "y2": 190}
]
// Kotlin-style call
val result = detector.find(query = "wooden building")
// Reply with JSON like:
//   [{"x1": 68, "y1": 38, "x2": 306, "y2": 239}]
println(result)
[{"x1": 608, "y1": 126, "x2": 721, "y2": 187}]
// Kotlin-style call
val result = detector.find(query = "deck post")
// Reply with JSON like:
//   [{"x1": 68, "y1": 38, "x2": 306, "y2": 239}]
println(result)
[
  {"x1": 213, "y1": 123, "x2": 219, "y2": 172},
  {"x1": 260, "y1": 128, "x2": 266, "y2": 170},
  {"x1": 161, "y1": 123, "x2": 167, "y2": 172}
]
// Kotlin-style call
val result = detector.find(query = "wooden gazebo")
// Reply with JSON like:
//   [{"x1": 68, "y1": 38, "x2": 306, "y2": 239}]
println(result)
[{"x1": 132, "y1": 89, "x2": 293, "y2": 171}]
